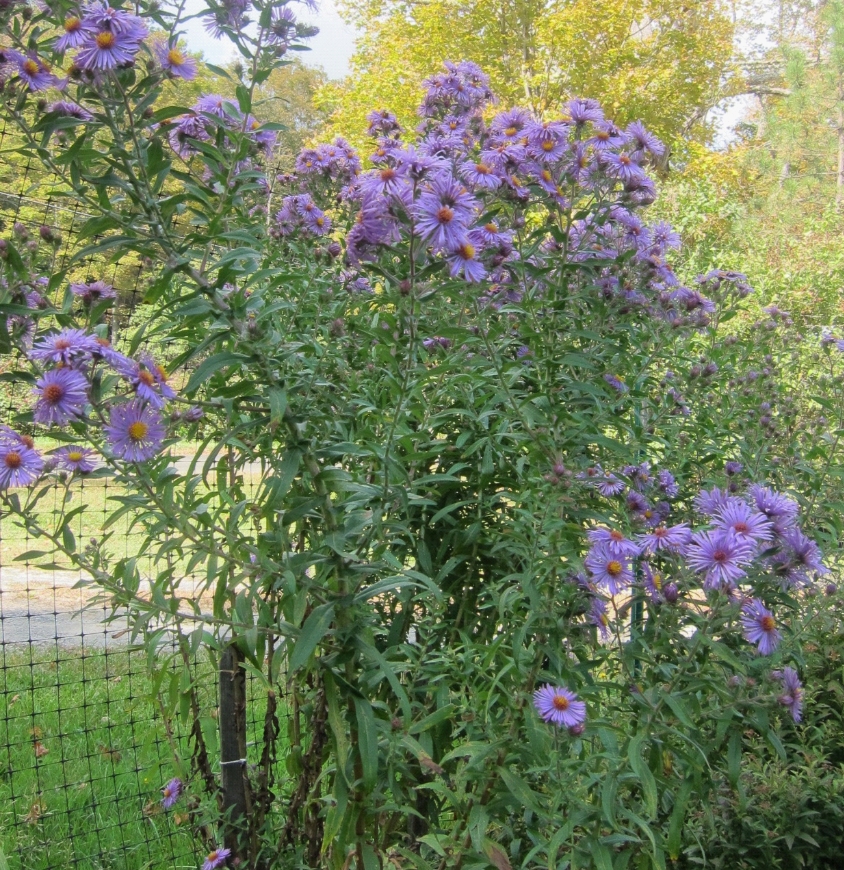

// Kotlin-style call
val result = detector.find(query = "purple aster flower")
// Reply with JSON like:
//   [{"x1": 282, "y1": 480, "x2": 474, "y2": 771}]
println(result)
[
  {"x1": 594, "y1": 472, "x2": 625, "y2": 497},
  {"x1": 33, "y1": 368, "x2": 88, "y2": 425},
  {"x1": 693, "y1": 486, "x2": 732, "y2": 517},
  {"x1": 82, "y1": 0, "x2": 147, "y2": 36},
  {"x1": 749, "y1": 485, "x2": 799, "y2": 532},
  {"x1": 14, "y1": 55, "x2": 56, "y2": 91},
  {"x1": 470, "y1": 221, "x2": 513, "y2": 249},
  {"x1": 533, "y1": 685, "x2": 586, "y2": 729},
  {"x1": 725, "y1": 461, "x2": 743, "y2": 476},
  {"x1": 584, "y1": 544, "x2": 634, "y2": 595},
  {"x1": 657, "y1": 469, "x2": 679, "y2": 498},
  {"x1": 565, "y1": 98, "x2": 604, "y2": 126},
  {"x1": 53, "y1": 446, "x2": 97, "y2": 473},
  {"x1": 48, "y1": 101, "x2": 94, "y2": 121},
  {"x1": 127, "y1": 357, "x2": 176, "y2": 409},
  {"x1": 91, "y1": 337, "x2": 134, "y2": 375},
  {"x1": 489, "y1": 107, "x2": 533, "y2": 142},
  {"x1": 603, "y1": 151, "x2": 647, "y2": 185},
  {"x1": 626, "y1": 490, "x2": 648, "y2": 514},
  {"x1": 70, "y1": 280, "x2": 116, "y2": 304},
  {"x1": 589, "y1": 120, "x2": 629, "y2": 151},
  {"x1": 268, "y1": 5, "x2": 297, "y2": 44},
  {"x1": 603, "y1": 373, "x2": 628, "y2": 394},
  {"x1": 714, "y1": 499, "x2": 773, "y2": 546},
  {"x1": 0, "y1": 441, "x2": 44, "y2": 489},
  {"x1": 104, "y1": 400, "x2": 165, "y2": 462},
  {"x1": 459, "y1": 159, "x2": 502, "y2": 190},
  {"x1": 414, "y1": 174, "x2": 477, "y2": 249},
  {"x1": 161, "y1": 777, "x2": 183, "y2": 809},
  {"x1": 586, "y1": 527, "x2": 640, "y2": 557},
  {"x1": 194, "y1": 93, "x2": 240, "y2": 122},
  {"x1": 152, "y1": 40, "x2": 198, "y2": 80},
  {"x1": 587, "y1": 598, "x2": 611, "y2": 640},
  {"x1": 686, "y1": 530, "x2": 754, "y2": 590},
  {"x1": 445, "y1": 241, "x2": 487, "y2": 283},
  {"x1": 638, "y1": 523, "x2": 691, "y2": 555},
  {"x1": 626, "y1": 120, "x2": 665, "y2": 159},
  {"x1": 75, "y1": 28, "x2": 143, "y2": 71},
  {"x1": 772, "y1": 667, "x2": 803, "y2": 723},
  {"x1": 55, "y1": 13, "x2": 95, "y2": 52},
  {"x1": 773, "y1": 529, "x2": 828, "y2": 587},
  {"x1": 641, "y1": 562, "x2": 669, "y2": 603},
  {"x1": 741, "y1": 598, "x2": 781, "y2": 655},
  {"x1": 203, "y1": 847, "x2": 231, "y2": 870}
]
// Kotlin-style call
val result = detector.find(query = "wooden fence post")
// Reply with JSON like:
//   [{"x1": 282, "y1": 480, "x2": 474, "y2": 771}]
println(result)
[{"x1": 219, "y1": 644, "x2": 250, "y2": 857}]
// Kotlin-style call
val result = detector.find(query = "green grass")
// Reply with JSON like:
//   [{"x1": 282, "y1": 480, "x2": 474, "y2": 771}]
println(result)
[{"x1": 0, "y1": 648, "x2": 199, "y2": 870}]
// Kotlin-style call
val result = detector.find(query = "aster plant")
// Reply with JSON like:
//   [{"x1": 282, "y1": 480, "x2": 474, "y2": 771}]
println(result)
[{"x1": 1, "y1": 0, "x2": 844, "y2": 867}]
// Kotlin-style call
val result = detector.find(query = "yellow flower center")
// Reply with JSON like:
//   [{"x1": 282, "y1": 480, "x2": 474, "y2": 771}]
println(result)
[
  {"x1": 65, "y1": 16, "x2": 82, "y2": 32},
  {"x1": 128, "y1": 421, "x2": 148, "y2": 442},
  {"x1": 459, "y1": 242, "x2": 475, "y2": 260},
  {"x1": 24, "y1": 59, "x2": 41, "y2": 76},
  {"x1": 541, "y1": 140, "x2": 555, "y2": 152},
  {"x1": 67, "y1": 451, "x2": 84, "y2": 462},
  {"x1": 607, "y1": 561, "x2": 622, "y2": 577},
  {"x1": 484, "y1": 223, "x2": 498, "y2": 233},
  {"x1": 505, "y1": 126, "x2": 517, "y2": 136},
  {"x1": 167, "y1": 48, "x2": 186, "y2": 66},
  {"x1": 96, "y1": 32, "x2": 116, "y2": 50}
]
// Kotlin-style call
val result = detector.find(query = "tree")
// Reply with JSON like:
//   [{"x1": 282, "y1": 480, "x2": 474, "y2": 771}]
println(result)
[{"x1": 320, "y1": 0, "x2": 735, "y2": 150}]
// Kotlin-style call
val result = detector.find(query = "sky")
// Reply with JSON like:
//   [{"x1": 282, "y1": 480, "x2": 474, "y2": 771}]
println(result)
[{"x1": 181, "y1": 0, "x2": 359, "y2": 81}]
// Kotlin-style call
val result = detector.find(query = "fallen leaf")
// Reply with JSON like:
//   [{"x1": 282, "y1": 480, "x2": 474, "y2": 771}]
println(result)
[
  {"x1": 98, "y1": 743, "x2": 121, "y2": 763},
  {"x1": 33, "y1": 742, "x2": 48, "y2": 758},
  {"x1": 24, "y1": 800, "x2": 46, "y2": 824},
  {"x1": 29, "y1": 726, "x2": 43, "y2": 739}
]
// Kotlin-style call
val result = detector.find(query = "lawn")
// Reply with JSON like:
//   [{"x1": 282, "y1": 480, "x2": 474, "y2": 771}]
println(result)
[{"x1": 0, "y1": 647, "x2": 198, "y2": 870}]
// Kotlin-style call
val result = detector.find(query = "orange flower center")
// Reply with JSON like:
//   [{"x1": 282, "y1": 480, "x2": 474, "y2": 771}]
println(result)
[
  {"x1": 475, "y1": 162, "x2": 491, "y2": 175},
  {"x1": 551, "y1": 694, "x2": 570, "y2": 711},
  {"x1": 620, "y1": 154, "x2": 631, "y2": 165},
  {"x1": 43, "y1": 384, "x2": 64, "y2": 403},
  {"x1": 436, "y1": 206, "x2": 454, "y2": 225},
  {"x1": 607, "y1": 560, "x2": 622, "y2": 577},
  {"x1": 21, "y1": 435, "x2": 34, "y2": 448},
  {"x1": 5, "y1": 451, "x2": 22, "y2": 469},
  {"x1": 760, "y1": 615, "x2": 775, "y2": 632},
  {"x1": 128, "y1": 421, "x2": 148, "y2": 442},
  {"x1": 207, "y1": 852, "x2": 219, "y2": 862},
  {"x1": 138, "y1": 371, "x2": 155, "y2": 386},
  {"x1": 23, "y1": 59, "x2": 40, "y2": 76},
  {"x1": 380, "y1": 168, "x2": 396, "y2": 181},
  {"x1": 610, "y1": 530, "x2": 623, "y2": 541},
  {"x1": 65, "y1": 16, "x2": 82, "y2": 32},
  {"x1": 483, "y1": 223, "x2": 498, "y2": 233},
  {"x1": 734, "y1": 521, "x2": 749, "y2": 533},
  {"x1": 96, "y1": 32, "x2": 116, "y2": 50}
]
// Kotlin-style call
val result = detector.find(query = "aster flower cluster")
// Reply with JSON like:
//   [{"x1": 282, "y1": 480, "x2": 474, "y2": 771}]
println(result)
[
  {"x1": 51, "y1": 1, "x2": 148, "y2": 72},
  {"x1": 278, "y1": 61, "x2": 748, "y2": 326},
  {"x1": 0, "y1": 294, "x2": 179, "y2": 489},
  {"x1": 573, "y1": 460, "x2": 826, "y2": 728},
  {"x1": 165, "y1": 94, "x2": 276, "y2": 163}
]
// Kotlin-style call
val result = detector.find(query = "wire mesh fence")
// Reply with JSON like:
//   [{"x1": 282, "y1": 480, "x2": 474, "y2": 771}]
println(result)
[{"x1": 0, "y1": 121, "x2": 285, "y2": 869}]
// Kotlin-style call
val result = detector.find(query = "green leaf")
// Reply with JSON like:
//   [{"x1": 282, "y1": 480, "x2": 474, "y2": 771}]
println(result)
[
  {"x1": 353, "y1": 696, "x2": 378, "y2": 792},
  {"x1": 628, "y1": 734, "x2": 658, "y2": 819},
  {"x1": 185, "y1": 352, "x2": 251, "y2": 393},
  {"x1": 667, "y1": 779, "x2": 694, "y2": 859},
  {"x1": 288, "y1": 603, "x2": 335, "y2": 671},
  {"x1": 727, "y1": 730, "x2": 742, "y2": 788}
]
